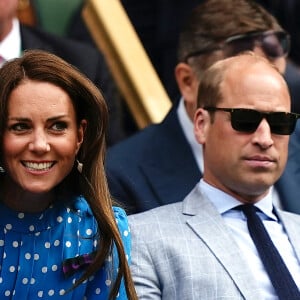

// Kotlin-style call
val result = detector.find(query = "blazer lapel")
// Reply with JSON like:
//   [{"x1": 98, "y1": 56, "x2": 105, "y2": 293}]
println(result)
[{"x1": 184, "y1": 187, "x2": 262, "y2": 299}]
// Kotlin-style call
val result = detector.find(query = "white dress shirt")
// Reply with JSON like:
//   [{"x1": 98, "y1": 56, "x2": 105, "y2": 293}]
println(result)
[
  {"x1": 199, "y1": 179, "x2": 300, "y2": 300},
  {"x1": 0, "y1": 18, "x2": 22, "y2": 67},
  {"x1": 177, "y1": 97, "x2": 204, "y2": 172}
]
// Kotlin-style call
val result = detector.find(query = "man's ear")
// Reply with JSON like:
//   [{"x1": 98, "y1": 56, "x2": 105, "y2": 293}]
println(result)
[
  {"x1": 175, "y1": 62, "x2": 199, "y2": 105},
  {"x1": 194, "y1": 108, "x2": 210, "y2": 145}
]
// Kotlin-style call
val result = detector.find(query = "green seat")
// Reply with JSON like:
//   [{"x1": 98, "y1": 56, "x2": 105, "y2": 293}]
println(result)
[{"x1": 33, "y1": 0, "x2": 83, "y2": 36}]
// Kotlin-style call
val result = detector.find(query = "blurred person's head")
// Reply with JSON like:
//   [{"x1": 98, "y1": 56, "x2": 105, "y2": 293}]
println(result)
[
  {"x1": 175, "y1": 0, "x2": 290, "y2": 120},
  {"x1": 0, "y1": 0, "x2": 18, "y2": 40}
]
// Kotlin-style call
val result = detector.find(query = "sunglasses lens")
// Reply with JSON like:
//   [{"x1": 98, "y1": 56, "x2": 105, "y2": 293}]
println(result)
[
  {"x1": 225, "y1": 31, "x2": 289, "y2": 58},
  {"x1": 225, "y1": 36, "x2": 254, "y2": 56},
  {"x1": 267, "y1": 113, "x2": 296, "y2": 135},
  {"x1": 231, "y1": 110, "x2": 296, "y2": 134},
  {"x1": 231, "y1": 110, "x2": 261, "y2": 132},
  {"x1": 261, "y1": 32, "x2": 289, "y2": 58}
]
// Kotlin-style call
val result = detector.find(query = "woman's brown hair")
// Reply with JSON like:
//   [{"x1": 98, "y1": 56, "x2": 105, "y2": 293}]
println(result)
[{"x1": 0, "y1": 49, "x2": 137, "y2": 299}]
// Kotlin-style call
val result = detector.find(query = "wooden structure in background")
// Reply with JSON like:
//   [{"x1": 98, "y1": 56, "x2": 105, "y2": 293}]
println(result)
[
  {"x1": 17, "y1": 0, "x2": 37, "y2": 26},
  {"x1": 82, "y1": 0, "x2": 171, "y2": 129}
]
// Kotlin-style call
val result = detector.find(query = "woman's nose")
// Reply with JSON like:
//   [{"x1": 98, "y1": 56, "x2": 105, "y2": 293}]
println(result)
[{"x1": 28, "y1": 131, "x2": 50, "y2": 152}]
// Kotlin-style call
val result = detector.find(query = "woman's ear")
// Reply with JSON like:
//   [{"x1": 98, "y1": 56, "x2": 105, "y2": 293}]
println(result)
[
  {"x1": 76, "y1": 119, "x2": 87, "y2": 154},
  {"x1": 194, "y1": 108, "x2": 210, "y2": 145}
]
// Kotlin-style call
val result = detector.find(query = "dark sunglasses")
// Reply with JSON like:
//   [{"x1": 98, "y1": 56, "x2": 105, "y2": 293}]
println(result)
[
  {"x1": 204, "y1": 107, "x2": 300, "y2": 135},
  {"x1": 184, "y1": 30, "x2": 290, "y2": 62}
]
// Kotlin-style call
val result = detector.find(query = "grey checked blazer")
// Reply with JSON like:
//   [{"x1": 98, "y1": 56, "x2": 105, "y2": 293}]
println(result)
[{"x1": 129, "y1": 185, "x2": 300, "y2": 299}]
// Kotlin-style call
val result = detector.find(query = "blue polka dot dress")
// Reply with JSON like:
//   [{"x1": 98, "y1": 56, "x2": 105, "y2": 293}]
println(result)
[{"x1": 0, "y1": 196, "x2": 131, "y2": 299}]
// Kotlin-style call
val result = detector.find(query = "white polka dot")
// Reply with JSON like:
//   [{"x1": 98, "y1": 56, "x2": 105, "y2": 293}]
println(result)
[
  {"x1": 67, "y1": 208, "x2": 71, "y2": 213},
  {"x1": 3, "y1": 252, "x2": 6, "y2": 259},
  {"x1": 5, "y1": 290, "x2": 10, "y2": 296},
  {"x1": 30, "y1": 278, "x2": 35, "y2": 284},
  {"x1": 42, "y1": 267, "x2": 48, "y2": 273},
  {"x1": 38, "y1": 291, "x2": 43, "y2": 297},
  {"x1": 48, "y1": 290, "x2": 54, "y2": 296},
  {"x1": 57, "y1": 216, "x2": 63, "y2": 223},
  {"x1": 123, "y1": 230, "x2": 129, "y2": 237},
  {"x1": 65, "y1": 241, "x2": 71, "y2": 248},
  {"x1": 12, "y1": 241, "x2": 19, "y2": 248},
  {"x1": 22, "y1": 278, "x2": 28, "y2": 284},
  {"x1": 25, "y1": 253, "x2": 31, "y2": 260},
  {"x1": 52, "y1": 265, "x2": 58, "y2": 271},
  {"x1": 18, "y1": 213, "x2": 24, "y2": 219},
  {"x1": 86, "y1": 229, "x2": 92, "y2": 235},
  {"x1": 68, "y1": 217, "x2": 72, "y2": 223},
  {"x1": 54, "y1": 240, "x2": 60, "y2": 246},
  {"x1": 0, "y1": 240, "x2": 4, "y2": 246},
  {"x1": 6, "y1": 224, "x2": 12, "y2": 230},
  {"x1": 95, "y1": 288, "x2": 101, "y2": 294},
  {"x1": 59, "y1": 290, "x2": 65, "y2": 295},
  {"x1": 34, "y1": 254, "x2": 39, "y2": 260},
  {"x1": 45, "y1": 242, "x2": 51, "y2": 249},
  {"x1": 35, "y1": 232, "x2": 41, "y2": 236},
  {"x1": 9, "y1": 266, "x2": 15, "y2": 272},
  {"x1": 105, "y1": 279, "x2": 111, "y2": 286},
  {"x1": 29, "y1": 225, "x2": 35, "y2": 231},
  {"x1": 0, "y1": 277, "x2": 3, "y2": 283}
]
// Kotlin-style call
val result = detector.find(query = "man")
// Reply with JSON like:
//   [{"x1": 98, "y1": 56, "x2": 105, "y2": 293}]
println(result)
[
  {"x1": 129, "y1": 53, "x2": 300, "y2": 299},
  {"x1": 106, "y1": 0, "x2": 300, "y2": 214},
  {"x1": 0, "y1": 0, "x2": 125, "y2": 145}
]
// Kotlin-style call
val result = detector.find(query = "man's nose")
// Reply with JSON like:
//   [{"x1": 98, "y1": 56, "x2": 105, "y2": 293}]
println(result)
[{"x1": 251, "y1": 118, "x2": 274, "y2": 149}]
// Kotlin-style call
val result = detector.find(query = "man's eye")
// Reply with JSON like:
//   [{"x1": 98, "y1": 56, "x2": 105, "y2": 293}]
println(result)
[{"x1": 52, "y1": 122, "x2": 67, "y2": 131}]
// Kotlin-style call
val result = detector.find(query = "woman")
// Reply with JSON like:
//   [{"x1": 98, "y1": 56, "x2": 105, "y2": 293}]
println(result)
[{"x1": 0, "y1": 50, "x2": 137, "y2": 299}]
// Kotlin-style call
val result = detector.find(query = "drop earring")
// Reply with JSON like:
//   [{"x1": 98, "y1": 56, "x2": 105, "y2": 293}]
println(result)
[{"x1": 76, "y1": 160, "x2": 83, "y2": 173}]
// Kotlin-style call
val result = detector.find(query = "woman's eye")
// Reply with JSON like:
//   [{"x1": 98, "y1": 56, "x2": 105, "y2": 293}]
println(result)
[
  {"x1": 52, "y1": 122, "x2": 67, "y2": 131},
  {"x1": 9, "y1": 123, "x2": 30, "y2": 131}
]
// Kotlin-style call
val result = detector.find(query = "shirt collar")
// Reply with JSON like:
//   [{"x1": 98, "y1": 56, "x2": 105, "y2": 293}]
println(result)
[
  {"x1": 0, "y1": 18, "x2": 22, "y2": 62},
  {"x1": 199, "y1": 179, "x2": 277, "y2": 221},
  {"x1": 177, "y1": 98, "x2": 204, "y2": 172}
]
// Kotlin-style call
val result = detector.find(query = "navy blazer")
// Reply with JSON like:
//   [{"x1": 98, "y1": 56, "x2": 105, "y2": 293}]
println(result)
[
  {"x1": 106, "y1": 103, "x2": 300, "y2": 215},
  {"x1": 20, "y1": 24, "x2": 126, "y2": 146}
]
